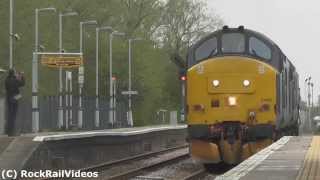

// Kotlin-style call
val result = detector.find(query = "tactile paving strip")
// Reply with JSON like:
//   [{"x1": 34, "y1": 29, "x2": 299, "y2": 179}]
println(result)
[{"x1": 296, "y1": 136, "x2": 320, "y2": 180}]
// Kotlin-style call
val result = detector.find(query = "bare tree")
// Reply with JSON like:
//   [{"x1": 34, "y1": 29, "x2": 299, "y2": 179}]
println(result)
[
  {"x1": 154, "y1": 0, "x2": 223, "y2": 68},
  {"x1": 119, "y1": 0, "x2": 165, "y2": 38}
]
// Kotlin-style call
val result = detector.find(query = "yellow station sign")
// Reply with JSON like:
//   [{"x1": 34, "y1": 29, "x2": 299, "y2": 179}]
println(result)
[{"x1": 41, "y1": 55, "x2": 83, "y2": 68}]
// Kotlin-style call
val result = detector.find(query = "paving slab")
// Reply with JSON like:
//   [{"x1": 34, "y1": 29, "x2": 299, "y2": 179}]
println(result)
[
  {"x1": 0, "y1": 136, "x2": 14, "y2": 155},
  {"x1": 215, "y1": 136, "x2": 312, "y2": 180},
  {"x1": 0, "y1": 136, "x2": 40, "y2": 171}
]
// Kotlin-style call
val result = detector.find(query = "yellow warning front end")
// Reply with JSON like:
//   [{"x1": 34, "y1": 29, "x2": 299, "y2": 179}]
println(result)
[{"x1": 187, "y1": 56, "x2": 277, "y2": 165}]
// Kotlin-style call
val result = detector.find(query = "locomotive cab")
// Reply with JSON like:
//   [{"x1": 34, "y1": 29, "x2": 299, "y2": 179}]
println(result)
[{"x1": 186, "y1": 26, "x2": 299, "y2": 165}]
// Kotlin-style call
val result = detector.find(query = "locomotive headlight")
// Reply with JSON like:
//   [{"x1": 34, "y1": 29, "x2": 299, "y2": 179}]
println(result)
[
  {"x1": 243, "y1": 80, "x2": 250, "y2": 87},
  {"x1": 228, "y1": 96, "x2": 237, "y2": 106},
  {"x1": 213, "y1": 80, "x2": 220, "y2": 87}
]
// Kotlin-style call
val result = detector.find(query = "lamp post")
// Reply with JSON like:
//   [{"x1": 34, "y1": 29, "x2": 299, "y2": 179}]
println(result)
[
  {"x1": 58, "y1": 11, "x2": 78, "y2": 129},
  {"x1": 78, "y1": 20, "x2": 97, "y2": 129},
  {"x1": 304, "y1": 77, "x2": 309, "y2": 108},
  {"x1": 306, "y1": 76, "x2": 312, "y2": 132},
  {"x1": 304, "y1": 77, "x2": 309, "y2": 131},
  {"x1": 9, "y1": 0, "x2": 13, "y2": 69},
  {"x1": 8, "y1": 0, "x2": 22, "y2": 68},
  {"x1": 311, "y1": 83, "x2": 314, "y2": 108},
  {"x1": 311, "y1": 82, "x2": 314, "y2": 131},
  {"x1": 127, "y1": 38, "x2": 142, "y2": 126},
  {"x1": 32, "y1": 7, "x2": 56, "y2": 133},
  {"x1": 109, "y1": 31, "x2": 125, "y2": 127},
  {"x1": 95, "y1": 26, "x2": 112, "y2": 128}
]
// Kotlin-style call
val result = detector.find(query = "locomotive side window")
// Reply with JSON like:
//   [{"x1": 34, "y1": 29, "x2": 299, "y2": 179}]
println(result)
[
  {"x1": 249, "y1": 37, "x2": 271, "y2": 60},
  {"x1": 195, "y1": 37, "x2": 217, "y2": 61},
  {"x1": 221, "y1": 33, "x2": 245, "y2": 53}
]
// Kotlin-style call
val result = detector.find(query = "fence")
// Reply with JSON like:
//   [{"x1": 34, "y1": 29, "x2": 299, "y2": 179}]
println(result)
[{"x1": 16, "y1": 96, "x2": 128, "y2": 133}]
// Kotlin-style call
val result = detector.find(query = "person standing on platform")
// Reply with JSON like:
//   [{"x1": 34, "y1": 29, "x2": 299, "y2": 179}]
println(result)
[{"x1": 5, "y1": 69, "x2": 25, "y2": 136}]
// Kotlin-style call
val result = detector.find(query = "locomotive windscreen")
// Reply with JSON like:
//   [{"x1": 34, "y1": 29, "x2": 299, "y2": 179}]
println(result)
[{"x1": 221, "y1": 33, "x2": 245, "y2": 53}]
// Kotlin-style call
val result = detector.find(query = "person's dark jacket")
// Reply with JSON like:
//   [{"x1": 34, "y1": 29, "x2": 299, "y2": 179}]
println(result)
[{"x1": 5, "y1": 70, "x2": 25, "y2": 100}]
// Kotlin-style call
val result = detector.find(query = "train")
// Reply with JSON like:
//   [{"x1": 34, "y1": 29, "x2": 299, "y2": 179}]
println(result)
[{"x1": 186, "y1": 26, "x2": 300, "y2": 165}]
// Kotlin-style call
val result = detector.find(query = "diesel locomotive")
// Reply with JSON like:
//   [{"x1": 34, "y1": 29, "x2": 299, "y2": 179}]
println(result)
[{"x1": 186, "y1": 26, "x2": 300, "y2": 165}]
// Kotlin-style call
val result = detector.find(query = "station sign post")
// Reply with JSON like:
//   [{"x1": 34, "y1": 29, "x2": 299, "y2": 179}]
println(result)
[
  {"x1": 121, "y1": 90, "x2": 138, "y2": 126},
  {"x1": 32, "y1": 52, "x2": 82, "y2": 132},
  {"x1": 78, "y1": 66, "x2": 84, "y2": 87}
]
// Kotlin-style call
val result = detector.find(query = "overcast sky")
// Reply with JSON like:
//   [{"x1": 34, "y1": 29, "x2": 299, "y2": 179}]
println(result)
[{"x1": 206, "y1": 0, "x2": 319, "y2": 102}]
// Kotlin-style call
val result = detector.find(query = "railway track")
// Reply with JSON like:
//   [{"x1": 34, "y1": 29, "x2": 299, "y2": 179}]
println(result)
[
  {"x1": 37, "y1": 143, "x2": 232, "y2": 180},
  {"x1": 107, "y1": 153, "x2": 189, "y2": 180},
  {"x1": 40, "y1": 144, "x2": 227, "y2": 180},
  {"x1": 40, "y1": 145, "x2": 188, "y2": 180},
  {"x1": 80, "y1": 145, "x2": 217, "y2": 180},
  {"x1": 125, "y1": 156, "x2": 210, "y2": 180},
  {"x1": 181, "y1": 169, "x2": 208, "y2": 180},
  {"x1": 81, "y1": 145, "x2": 189, "y2": 179},
  {"x1": 128, "y1": 168, "x2": 209, "y2": 180},
  {"x1": 81, "y1": 144, "x2": 188, "y2": 173}
]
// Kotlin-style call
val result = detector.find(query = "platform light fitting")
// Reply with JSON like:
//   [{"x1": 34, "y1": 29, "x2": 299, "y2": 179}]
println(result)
[
  {"x1": 10, "y1": 33, "x2": 20, "y2": 40},
  {"x1": 0, "y1": 68, "x2": 6, "y2": 73}
]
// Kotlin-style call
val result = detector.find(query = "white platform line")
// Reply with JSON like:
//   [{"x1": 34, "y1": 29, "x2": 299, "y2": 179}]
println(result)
[
  {"x1": 33, "y1": 125, "x2": 187, "y2": 142},
  {"x1": 215, "y1": 136, "x2": 292, "y2": 180}
]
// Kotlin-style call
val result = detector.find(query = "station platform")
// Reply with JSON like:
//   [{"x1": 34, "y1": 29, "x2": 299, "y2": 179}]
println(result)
[
  {"x1": 0, "y1": 125, "x2": 187, "y2": 172},
  {"x1": 216, "y1": 136, "x2": 318, "y2": 180},
  {"x1": 31, "y1": 124, "x2": 187, "y2": 141}
]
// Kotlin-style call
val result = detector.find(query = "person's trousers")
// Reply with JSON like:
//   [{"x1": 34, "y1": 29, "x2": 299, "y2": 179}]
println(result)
[{"x1": 6, "y1": 101, "x2": 18, "y2": 136}]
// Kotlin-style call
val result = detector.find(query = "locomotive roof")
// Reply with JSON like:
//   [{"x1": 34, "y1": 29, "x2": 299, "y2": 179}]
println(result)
[
  {"x1": 188, "y1": 26, "x2": 296, "y2": 71},
  {"x1": 191, "y1": 26, "x2": 277, "y2": 51}
]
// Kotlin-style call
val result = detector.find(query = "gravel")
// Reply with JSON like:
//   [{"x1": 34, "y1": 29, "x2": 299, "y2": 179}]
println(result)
[
  {"x1": 98, "y1": 148, "x2": 189, "y2": 179},
  {"x1": 135, "y1": 158, "x2": 204, "y2": 180}
]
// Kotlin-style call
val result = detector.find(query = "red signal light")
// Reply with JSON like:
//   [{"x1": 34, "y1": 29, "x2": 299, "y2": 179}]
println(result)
[{"x1": 180, "y1": 76, "x2": 186, "y2": 81}]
